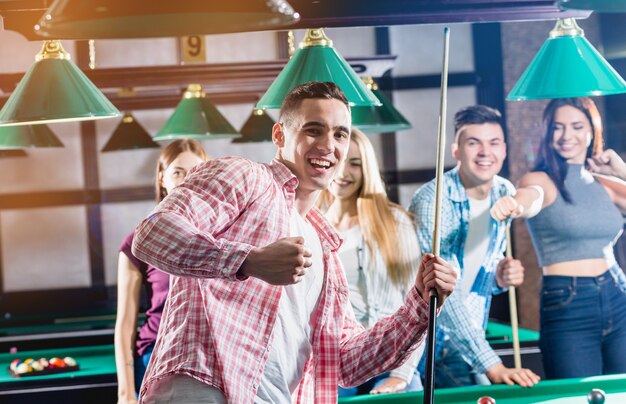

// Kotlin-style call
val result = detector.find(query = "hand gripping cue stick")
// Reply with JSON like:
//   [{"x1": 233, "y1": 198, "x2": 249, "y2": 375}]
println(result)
[
  {"x1": 506, "y1": 224, "x2": 522, "y2": 369},
  {"x1": 423, "y1": 26, "x2": 450, "y2": 404}
]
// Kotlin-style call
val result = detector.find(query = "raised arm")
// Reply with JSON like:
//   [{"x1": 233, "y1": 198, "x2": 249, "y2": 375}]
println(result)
[
  {"x1": 132, "y1": 158, "x2": 314, "y2": 286},
  {"x1": 132, "y1": 158, "x2": 261, "y2": 280},
  {"x1": 491, "y1": 172, "x2": 556, "y2": 221},
  {"x1": 580, "y1": 149, "x2": 626, "y2": 213},
  {"x1": 588, "y1": 149, "x2": 626, "y2": 180}
]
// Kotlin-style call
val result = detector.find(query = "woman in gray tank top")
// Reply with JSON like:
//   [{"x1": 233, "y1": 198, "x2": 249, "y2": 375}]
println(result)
[{"x1": 490, "y1": 97, "x2": 626, "y2": 380}]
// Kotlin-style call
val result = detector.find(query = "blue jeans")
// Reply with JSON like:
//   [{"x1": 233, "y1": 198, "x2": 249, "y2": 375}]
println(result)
[
  {"x1": 338, "y1": 370, "x2": 423, "y2": 397},
  {"x1": 134, "y1": 344, "x2": 154, "y2": 396},
  {"x1": 427, "y1": 346, "x2": 490, "y2": 388},
  {"x1": 540, "y1": 270, "x2": 626, "y2": 379}
]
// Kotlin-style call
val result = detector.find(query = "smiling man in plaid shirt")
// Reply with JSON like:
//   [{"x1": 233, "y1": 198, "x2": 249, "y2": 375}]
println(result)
[{"x1": 132, "y1": 81, "x2": 456, "y2": 404}]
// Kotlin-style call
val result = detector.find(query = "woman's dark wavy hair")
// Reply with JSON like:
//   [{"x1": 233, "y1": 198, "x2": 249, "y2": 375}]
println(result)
[{"x1": 533, "y1": 97, "x2": 604, "y2": 203}]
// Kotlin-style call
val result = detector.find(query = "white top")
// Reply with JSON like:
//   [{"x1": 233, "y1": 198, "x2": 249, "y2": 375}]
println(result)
[
  {"x1": 337, "y1": 208, "x2": 423, "y2": 383},
  {"x1": 339, "y1": 225, "x2": 368, "y2": 321},
  {"x1": 461, "y1": 196, "x2": 492, "y2": 324},
  {"x1": 255, "y1": 209, "x2": 324, "y2": 403}
]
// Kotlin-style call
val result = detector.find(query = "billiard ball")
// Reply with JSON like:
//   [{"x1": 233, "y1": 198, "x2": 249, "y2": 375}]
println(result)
[
  {"x1": 477, "y1": 396, "x2": 496, "y2": 404},
  {"x1": 587, "y1": 389, "x2": 605, "y2": 404},
  {"x1": 9, "y1": 359, "x2": 20, "y2": 371},
  {"x1": 49, "y1": 357, "x2": 66, "y2": 368},
  {"x1": 63, "y1": 356, "x2": 77, "y2": 367},
  {"x1": 16, "y1": 362, "x2": 32, "y2": 374}
]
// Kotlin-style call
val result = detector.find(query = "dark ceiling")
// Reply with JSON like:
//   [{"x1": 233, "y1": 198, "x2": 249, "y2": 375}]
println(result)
[{"x1": 0, "y1": 0, "x2": 590, "y2": 40}]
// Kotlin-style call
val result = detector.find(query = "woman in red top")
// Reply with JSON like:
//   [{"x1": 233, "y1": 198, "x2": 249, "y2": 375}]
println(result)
[{"x1": 114, "y1": 139, "x2": 208, "y2": 404}]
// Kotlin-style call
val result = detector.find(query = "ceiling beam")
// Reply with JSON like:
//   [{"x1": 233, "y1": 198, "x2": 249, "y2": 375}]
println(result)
[{"x1": 0, "y1": 1, "x2": 590, "y2": 41}]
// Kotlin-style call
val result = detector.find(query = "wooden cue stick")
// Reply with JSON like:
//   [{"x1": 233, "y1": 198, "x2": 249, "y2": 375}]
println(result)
[
  {"x1": 423, "y1": 26, "x2": 450, "y2": 404},
  {"x1": 506, "y1": 224, "x2": 522, "y2": 369}
]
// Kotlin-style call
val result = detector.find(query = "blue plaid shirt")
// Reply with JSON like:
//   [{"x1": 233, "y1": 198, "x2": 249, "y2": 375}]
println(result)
[{"x1": 408, "y1": 166, "x2": 514, "y2": 374}]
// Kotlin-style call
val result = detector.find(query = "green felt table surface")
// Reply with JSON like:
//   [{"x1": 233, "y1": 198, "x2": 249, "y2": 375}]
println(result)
[
  {"x1": 0, "y1": 344, "x2": 116, "y2": 384},
  {"x1": 339, "y1": 373, "x2": 626, "y2": 403},
  {"x1": 0, "y1": 319, "x2": 116, "y2": 336},
  {"x1": 484, "y1": 321, "x2": 539, "y2": 345}
]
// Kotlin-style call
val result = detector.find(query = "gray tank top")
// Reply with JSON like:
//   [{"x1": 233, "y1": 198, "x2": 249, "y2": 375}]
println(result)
[{"x1": 526, "y1": 164, "x2": 623, "y2": 267}]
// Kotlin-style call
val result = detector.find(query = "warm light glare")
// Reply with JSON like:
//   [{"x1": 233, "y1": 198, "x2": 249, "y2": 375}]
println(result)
[
  {"x1": 35, "y1": 0, "x2": 300, "y2": 39},
  {"x1": 0, "y1": 115, "x2": 118, "y2": 128}
]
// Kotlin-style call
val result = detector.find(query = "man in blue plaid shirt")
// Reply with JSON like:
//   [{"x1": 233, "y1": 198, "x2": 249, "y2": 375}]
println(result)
[{"x1": 408, "y1": 105, "x2": 540, "y2": 388}]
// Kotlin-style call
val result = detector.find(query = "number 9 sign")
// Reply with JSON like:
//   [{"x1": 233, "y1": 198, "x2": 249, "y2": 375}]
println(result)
[{"x1": 179, "y1": 35, "x2": 206, "y2": 64}]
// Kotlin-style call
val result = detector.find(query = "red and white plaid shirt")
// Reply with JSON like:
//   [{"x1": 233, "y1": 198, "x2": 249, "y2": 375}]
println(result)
[{"x1": 133, "y1": 157, "x2": 430, "y2": 404}]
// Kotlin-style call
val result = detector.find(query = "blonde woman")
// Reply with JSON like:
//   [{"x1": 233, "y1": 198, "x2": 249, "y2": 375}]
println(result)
[
  {"x1": 115, "y1": 139, "x2": 208, "y2": 404},
  {"x1": 320, "y1": 128, "x2": 423, "y2": 395}
]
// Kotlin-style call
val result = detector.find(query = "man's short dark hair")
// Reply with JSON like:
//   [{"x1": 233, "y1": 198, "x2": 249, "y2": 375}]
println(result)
[
  {"x1": 279, "y1": 81, "x2": 350, "y2": 128},
  {"x1": 454, "y1": 105, "x2": 503, "y2": 142}
]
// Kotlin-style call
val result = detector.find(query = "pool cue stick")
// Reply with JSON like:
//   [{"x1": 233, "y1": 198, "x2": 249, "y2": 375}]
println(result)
[
  {"x1": 506, "y1": 224, "x2": 522, "y2": 369},
  {"x1": 423, "y1": 26, "x2": 450, "y2": 404}
]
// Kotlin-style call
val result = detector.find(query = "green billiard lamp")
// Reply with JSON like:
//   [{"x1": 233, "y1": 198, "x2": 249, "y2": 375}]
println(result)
[
  {"x1": 0, "y1": 40, "x2": 120, "y2": 126},
  {"x1": 257, "y1": 28, "x2": 381, "y2": 109},
  {"x1": 153, "y1": 84, "x2": 241, "y2": 141},
  {"x1": 102, "y1": 112, "x2": 160, "y2": 152},
  {"x1": 0, "y1": 124, "x2": 64, "y2": 149},
  {"x1": 352, "y1": 77, "x2": 412, "y2": 134},
  {"x1": 232, "y1": 109, "x2": 275, "y2": 143},
  {"x1": 507, "y1": 18, "x2": 626, "y2": 100}
]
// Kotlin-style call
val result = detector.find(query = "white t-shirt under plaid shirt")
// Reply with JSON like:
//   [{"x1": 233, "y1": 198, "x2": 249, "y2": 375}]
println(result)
[{"x1": 255, "y1": 209, "x2": 324, "y2": 403}]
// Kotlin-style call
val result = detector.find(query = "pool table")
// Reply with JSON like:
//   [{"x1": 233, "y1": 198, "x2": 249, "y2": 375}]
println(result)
[
  {"x1": 338, "y1": 373, "x2": 626, "y2": 403},
  {"x1": 0, "y1": 344, "x2": 116, "y2": 403},
  {"x1": 0, "y1": 318, "x2": 541, "y2": 402},
  {"x1": 0, "y1": 315, "x2": 119, "y2": 351}
]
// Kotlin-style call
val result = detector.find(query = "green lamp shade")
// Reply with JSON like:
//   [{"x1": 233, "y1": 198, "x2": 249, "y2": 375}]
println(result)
[
  {"x1": 0, "y1": 124, "x2": 64, "y2": 149},
  {"x1": 507, "y1": 21, "x2": 626, "y2": 100},
  {"x1": 352, "y1": 88, "x2": 412, "y2": 134},
  {"x1": 102, "y1": 113, "x2": 160, "y2": 152},
  {"x1": 154, "y1": 84, "x2": 240, "y2": 141},
  {"x1": 0, "y1": 149, "x2": 28, "y2": 157},
  {"x1": 257, "y1": 29, "x2": 381, "y2": 109},
  {"x1": 559, "y1": 0, "x2": 626, "y2": 12},
  {"x1": 0, "y1": 41, "x2": 120, "y2": 126},
  {"x1": 35, "y1": 0, "x2": 299, "y2": 39},
  {"x1": 232, "y1": 109, "x2": 275, "y2": 143}
]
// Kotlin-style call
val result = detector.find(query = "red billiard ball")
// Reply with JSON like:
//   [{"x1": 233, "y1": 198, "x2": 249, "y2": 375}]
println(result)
[
  {"x1": 49, "y1": 357, "x2": 66, "y2": 368},
  {"x1": 477, "y1": 397, "x2": 496, "y2": 404}
]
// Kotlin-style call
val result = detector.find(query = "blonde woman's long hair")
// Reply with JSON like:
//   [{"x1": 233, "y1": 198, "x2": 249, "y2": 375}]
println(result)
[{"x1": 319, "y1": 129, "x2": 419, "y2": 288}]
